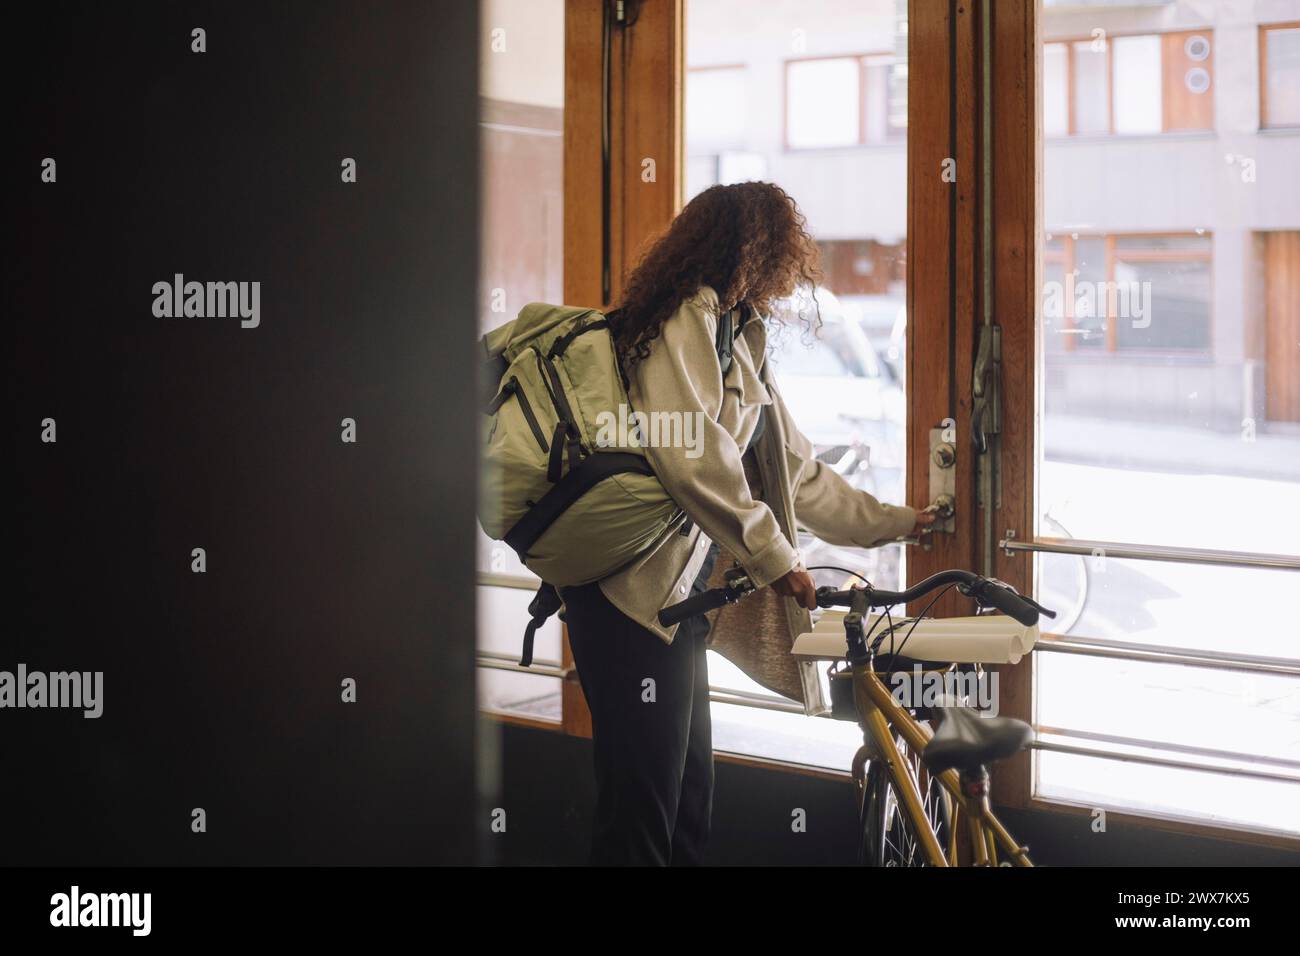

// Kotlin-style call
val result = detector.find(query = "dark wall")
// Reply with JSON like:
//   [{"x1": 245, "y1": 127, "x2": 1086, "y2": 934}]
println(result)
[
  {"x1": 492, "y1": 722, "x2": 871, "y2": 866},
  {"x1": 494, "y1": 723, "x2": 1300, "y2": 866},
  {"x1": 6, "y1": 1, "x2": 479, "y2": 864}
]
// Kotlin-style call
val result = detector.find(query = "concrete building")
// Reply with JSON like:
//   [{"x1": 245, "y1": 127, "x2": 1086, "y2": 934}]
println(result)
[{"x1": 685, "y1": 0, "x2": 1300, "y2": 433}]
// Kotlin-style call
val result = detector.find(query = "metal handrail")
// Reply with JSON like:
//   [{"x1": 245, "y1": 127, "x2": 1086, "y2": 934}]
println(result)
[
  {"x1": 477, "y1": 572, "x2": 540, "y2": 591},
  {"x1": 1037, "y1": 724, "x2": 1300, "y2": 774},
  {"x1": 477, "y1": 648, "x2": 563, "y2": 671},
  {"x1": 476, "y1": 655, "x2": 565, "y2": 679},
  {"x1": 1035, "y1": 636, "x2": 1300, "y2": 677},
  {"x1": 709, "y1": 689, "x2": 806, "y2": 714},
  {"x1": 1000, "y1": 535, "x2": 1300, "y2": 571},
  {"x1": 1030, "y1": 738, "x2": 1300, "y2": 786}
]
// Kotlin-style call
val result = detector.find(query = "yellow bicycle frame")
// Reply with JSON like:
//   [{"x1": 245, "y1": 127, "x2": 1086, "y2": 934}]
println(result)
[{"x1": 843, "y1": 662, "x2": 1034, "y2": 867}]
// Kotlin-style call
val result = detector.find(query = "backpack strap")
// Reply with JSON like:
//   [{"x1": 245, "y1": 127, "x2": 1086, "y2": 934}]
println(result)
[
  {"x1": 506, "y1": 452, "x2": 655, "y2": 559},
  {"x1": 715, "y1": 306, "x2": 737, "y2": 377},
  {"x1": 521, "y1": 582, "x2": 564, "y2": 667}
]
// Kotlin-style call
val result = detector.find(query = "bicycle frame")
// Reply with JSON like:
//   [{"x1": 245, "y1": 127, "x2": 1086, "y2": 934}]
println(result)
[{"x1": 846, "y1": 662, "x2": 1034, "y2": 867}]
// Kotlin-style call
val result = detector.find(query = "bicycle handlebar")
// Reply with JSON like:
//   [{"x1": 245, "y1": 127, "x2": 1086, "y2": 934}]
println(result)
[
  {"x1": 816, "y1": 569, "x2": 1054, "y2": 627},
  {"x1": 658, "y1": 568, "x2": 1056, "y2": 630},
  {"x1": 656, "y1": 576, "x2": 754, "y2": 628}
]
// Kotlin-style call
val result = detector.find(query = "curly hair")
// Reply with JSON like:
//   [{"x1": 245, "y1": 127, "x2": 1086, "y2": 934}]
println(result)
[{"x1": 611, "y1": 181, "x2": 823, "y2": 367}]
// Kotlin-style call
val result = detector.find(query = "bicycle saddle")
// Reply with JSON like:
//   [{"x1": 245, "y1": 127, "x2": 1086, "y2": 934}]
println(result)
[{"x1": 922, "y1": 702, "x2": 1034, "y2": 773}]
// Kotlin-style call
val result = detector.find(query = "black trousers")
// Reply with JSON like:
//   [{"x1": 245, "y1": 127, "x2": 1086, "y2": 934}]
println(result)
[{"x1": 560, "y1": 579, "x2": 715, "y2": 866}]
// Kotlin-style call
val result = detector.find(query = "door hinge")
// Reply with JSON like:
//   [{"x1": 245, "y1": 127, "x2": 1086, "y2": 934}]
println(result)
[
  {"x1": 611, "y1": 0, "x2": 641, "y2": 27},
  {"x1": 972, "y1": 323, "x2": 1002, "y2": 454}
]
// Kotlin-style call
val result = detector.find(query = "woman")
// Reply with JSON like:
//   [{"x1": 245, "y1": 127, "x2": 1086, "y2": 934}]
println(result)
[{"x1": 559, "y1": 182, "x2": 934, "y2": 866}]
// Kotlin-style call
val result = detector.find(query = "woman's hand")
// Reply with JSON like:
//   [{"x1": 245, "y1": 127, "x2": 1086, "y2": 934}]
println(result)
[
  {"x1": 772, "y1": 566, "x2": 818, "y2": 610},
  {"x1": 913, "y1": 510, "x2": 938, "y2": 535}
]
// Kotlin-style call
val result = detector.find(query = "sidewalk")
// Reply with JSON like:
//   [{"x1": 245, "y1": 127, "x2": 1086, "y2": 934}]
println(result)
[{"x1": 1042, "y1": 415, "x2": 1300, "y2": 483}]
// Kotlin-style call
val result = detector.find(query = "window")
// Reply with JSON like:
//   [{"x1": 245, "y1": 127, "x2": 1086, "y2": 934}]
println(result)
[
  {"x1": 686, "y1": 66, "x2": 748, "y2": 151},
  {"x1": 1043, "y1": 43, "x2": 1069, "y2": 137},
  {"x1": 864, "y1": 54, "x2": 908, "y2": 142},
  {"x1": 477, "y1": 583, "x2": 563, "y2": 721},
  {"x1": 1041, "y1": 30, "x2": 1214, "y2": 137},
  {"x1": 786, "y1": 57, "x2": 860, "y2": 148},
  {"x1": 1036, "y1": 3, "x2": 1300, "y2": 838},
  {"x1": 784, "y1": 53, "x2": 905, "y2": 149},
  {"x1": 1261, "y1": 24, "x2": 1300, "y2": 128},
  {"x1": 1112, "y1": 35, "x2": 1163, "y2": 134},
  {"x1": 1041, "y1": 233, "x2": 1212, "y2": 354},
  {"x1": 1073, "y1": 41, "x2": 1111, "y2": 134},
  {"x1": 477, "y1": 0, "x2": 565, "y2": 724},
  {"x1": 686, "y1": 66, "x2": 766, "y2": 198}
]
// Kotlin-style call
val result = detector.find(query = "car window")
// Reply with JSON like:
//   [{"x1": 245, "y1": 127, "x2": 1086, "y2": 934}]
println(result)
[
  {"x1": 768, "y1": 318, "x2": 887, "y2": 381},
  {"x1": 838, "y1": 318, "x2": 882, "y2": 379},
  {"x1": 768, "y1": 331, "x2": 848, "y2": 376}
]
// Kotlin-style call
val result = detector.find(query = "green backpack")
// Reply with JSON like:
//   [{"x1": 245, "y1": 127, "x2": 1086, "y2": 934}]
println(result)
[{"x1": 478, "y1": 300, "x2": 739, "y2": 664}]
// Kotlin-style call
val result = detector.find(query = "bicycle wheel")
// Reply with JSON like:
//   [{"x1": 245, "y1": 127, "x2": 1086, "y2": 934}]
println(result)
[{"x1": 859, "y1": 734, "x2": 951, "y2": 866}]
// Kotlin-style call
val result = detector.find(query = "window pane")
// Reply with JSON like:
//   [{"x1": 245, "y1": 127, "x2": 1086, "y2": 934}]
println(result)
[
  {"x1": 477, "y1": 0, "x2": 564, "y2": 581},
  {"x1": 769, "y1": 327, "x2": 854, "y2": 377},
  {"x1": 1036, "y1": 648, "x2": 1300, "y2": 836},
  {"x1": 477, "y1": 585, "x2": 562, "y2": 720},
  {"x1": 1112, "y1": 255, "x2": 1211, "y2": 350},
  {"x1": 689, "y1": 0, "x2": 908, "y2": 764},
  {"x1": 1064, "y1": 235, "x2": 1107, "y2": 350},
  {"x1": 1036, "y1": 750, "x2": 1299, "y2": 837},
  {"x1": 1038, "y1": 1, "x2": 1300, "y2": 836},
  {"x1": 479, "y1": 585, "x2": 561, "y2": 663},
  {"x1": 1043, "y1": 43, "x2": 1069, "y2": 137},
  {"x1": 687, "y1": 67, "x2": 748, "y2": 150},
  {"x1": 1113, "y1": 35, "x2": 1163, "y2": 134},
  {"x1": 1266, "y1": 27, "x2": 1300, "y2": 127},
  {"x1": 885, "y1": 60, "x2": 908, "y2": 136},
  {"x1": 711, "y1": 701, "x2": 862, "y2": 769},
  {"x1": 1037, "y1": 552, "x2": 1299, "y2": 659},
  {"x1": 863, "y1": 58, "x2": 890, "y2": 143},
  {"x1": 478, "y1": 0, "x2": 564, "y2": 713},
  {"x1": 786, "y1": 57, "x2": 860, "y2": 148},
  {"x1": 1073, "y1": 41, "x2": 1110, "y2": 134},
  {"x1": 1037, "y1": 655, "x2": 1298, "y2": 770}
]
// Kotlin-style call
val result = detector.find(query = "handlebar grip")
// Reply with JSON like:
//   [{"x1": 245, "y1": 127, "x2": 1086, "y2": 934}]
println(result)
[
  {"x1": 972, "y1": 580, "x2": 1040, "y2": 627},
  {"x1": 657, "y1": 587, "x2": 734, "y2": 628}
]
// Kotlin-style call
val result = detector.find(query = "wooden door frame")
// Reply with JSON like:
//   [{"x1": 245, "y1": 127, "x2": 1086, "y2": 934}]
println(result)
[
  {"x1": 987, "y1": 0, "x2": 1039, "y2": 809},
  {"x1": 904, "y1": 0, "x2": 1039, "y2": 811}
]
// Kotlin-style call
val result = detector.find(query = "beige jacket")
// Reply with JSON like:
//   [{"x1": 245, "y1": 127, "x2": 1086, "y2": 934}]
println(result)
[{"x1": 597, "y1": 287, "x2": 917, "y2": 715}]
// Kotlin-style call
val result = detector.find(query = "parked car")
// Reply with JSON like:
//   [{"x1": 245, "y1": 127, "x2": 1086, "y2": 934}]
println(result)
[
  {"x1": 768, "y1": 287, "x2": 907, "y2": 587},
  {"x1": 838, "y1": 292, "x2": 907, "y2": 382}
]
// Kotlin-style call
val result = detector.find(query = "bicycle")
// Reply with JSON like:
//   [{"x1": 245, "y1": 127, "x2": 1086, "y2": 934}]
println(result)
[{"x1": 660, "y1": 567, "x2": 1056, "y2": 867}]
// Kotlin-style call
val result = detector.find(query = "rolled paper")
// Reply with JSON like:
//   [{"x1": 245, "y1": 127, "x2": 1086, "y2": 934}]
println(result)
[{"x1": 791, "y1": 610, "x2": 1040, "y2": 665}]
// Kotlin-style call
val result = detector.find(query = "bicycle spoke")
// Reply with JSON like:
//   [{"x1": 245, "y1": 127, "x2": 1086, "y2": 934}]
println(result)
[{"x1": 874, "y1": 732, "x2": 948, "y2": 867}]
